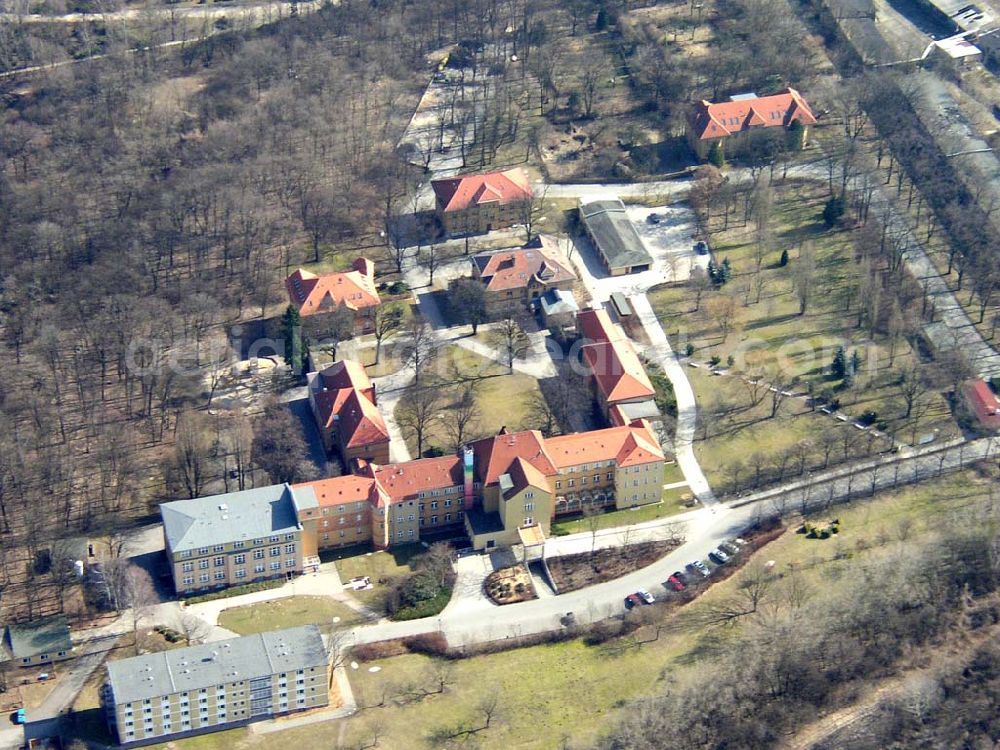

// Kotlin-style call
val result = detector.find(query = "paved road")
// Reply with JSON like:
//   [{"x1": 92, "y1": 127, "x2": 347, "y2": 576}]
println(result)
[
  {"x1": 562, "y1": 204, "x2": 715, "y2": 505},
  {"x1": 0, "y1": 1, "x2": 318, "y2": 24},
  {"x1": 548, "y1": 163, "x2": 1000, "y2": 380},
  {"x1": 779, "y1": 161, "x2": 1000, "y2": 379},
  {"x1": 0, "y1": 1, "x2": 319, "y2": 80},
  {"x1": 345, "y1": 436, "x2": 995, "y2": 648},
  {"x1": 632, "y1": 294, "x2": 717, "y2": 504},
  {"x1": 537, "y1": 179, "x2": 693, "y2": 202}
]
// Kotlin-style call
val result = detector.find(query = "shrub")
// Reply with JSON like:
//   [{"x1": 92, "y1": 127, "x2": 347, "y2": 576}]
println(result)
[
  {"x1": 392, "y1": 589, "x2": 452, "y2": 621},
  {"x1": 387, "y1": 281, "x2": 409, "y2": 295},
  {"x1": 709, "y1": 355, "x2": 721, "y2": 367},
  {"x1": 685, "y1": 343, "x2": 695, "y2": 357},
  {"x1": 183, "y1": 579, "x2": 284, "y2": 605},
  {"x1": 402, "y1": 633, "x2": 449, "y2": 656},
  {"x1": 352, "y1": 641, "x2": 408, "y2": 661},
  {"x1": 399, "y1": 570, "x2": 442, "y2": 608}
]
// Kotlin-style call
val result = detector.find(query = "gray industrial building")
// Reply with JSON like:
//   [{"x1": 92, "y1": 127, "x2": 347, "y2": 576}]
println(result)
[{"x1": 579, "y1": 200, "x2": 653, "y2": 275}]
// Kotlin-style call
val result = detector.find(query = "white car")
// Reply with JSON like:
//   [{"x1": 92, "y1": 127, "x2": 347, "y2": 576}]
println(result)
[{"x1": 636, "y1": 589, "x2": 655, "y2": 605}]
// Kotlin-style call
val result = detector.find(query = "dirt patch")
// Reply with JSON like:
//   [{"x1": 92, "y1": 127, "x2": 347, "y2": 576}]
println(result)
[
  {"x1": 547, "y1": 540, "x2": 682, "y2": 593},
  {"x1": 484, "y1": 565, "x2": 537, "y2": 605}
]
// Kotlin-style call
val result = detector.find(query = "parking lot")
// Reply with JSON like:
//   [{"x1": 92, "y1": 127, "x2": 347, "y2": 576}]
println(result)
[{"x1": 569, "y1": 201, "x2": 706, "y2": 304}]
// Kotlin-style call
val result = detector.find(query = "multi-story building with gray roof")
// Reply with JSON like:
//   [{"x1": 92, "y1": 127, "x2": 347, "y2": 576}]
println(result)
[
  {"x1": 160, "y1": 484, "x2": 318, "y2": 595},
  {"x1": 101, "y1": 625, "x2": 329, "y2": 745}
]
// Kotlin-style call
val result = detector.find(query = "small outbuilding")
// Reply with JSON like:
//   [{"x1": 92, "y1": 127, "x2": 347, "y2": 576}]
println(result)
[
  {"x1": 537, "y1": 288, "x2": 580, "y2": 329},
  {"x1": 3, "y1": 616, "x2": 73, "y2": 668},
  {"x1": 962, "y1": 378, "x2": 1000, "y2": 429}
]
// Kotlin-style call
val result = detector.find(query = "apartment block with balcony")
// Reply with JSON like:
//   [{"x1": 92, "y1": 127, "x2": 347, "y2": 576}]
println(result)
[{"x1": 102, "y1": 625, "x2": 329, "y2": 746}]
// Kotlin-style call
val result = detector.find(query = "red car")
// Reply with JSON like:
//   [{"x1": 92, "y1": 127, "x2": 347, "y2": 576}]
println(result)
[
  {"x1": 624, "y1": 593, "x2": 643, "y2": 609},
  {"x1": 666, "y1": 574, "x2": 686, "y2": 591}
]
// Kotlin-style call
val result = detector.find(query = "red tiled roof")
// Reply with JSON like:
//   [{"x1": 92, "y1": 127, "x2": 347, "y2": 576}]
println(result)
[
  {"x1": 294, "y1": 475, "x2": 377, "y2": 507},
  {"x1": 285, "y1": 258, "x2": 380, "y2": 317},
  {"x1": 314, "y1": 388, "x2": 354, "y2": 429},
  {"x1": 576, "y1": 308, "x2": 655, "y2": 404},
  {"x1": 319, "y1": 360, "x2": 372, "y2": 392},
  {"x1": 432, "y1": 168, "x2": 533, "y2": 212},
  {"x1": 372, "y1": 455, "x2": 464, "y2": 502},
  {"x1": 504, "y1": 456, "x2": 553, "y2": 498},
  {"x1": 545, "y1": 421, "x2": 664, "y2": 468},
  {"x1": 312, "y1": 360, "x2": 388, "y2": 447},
  {"x1": 576, "y1": 307, "x2": 621, "y2": 345},
  {"x1": 690, "y1": 88, "x2": 817, "y2": 141},
  {"x1": 472, "y1": 236, "x2": 576, "y2": 292},
  {"x1": 470, "y1": 429, "x2": 557, "y2": 487},
  {"x1": 581, "y1": 339, "x2": 656, "y2": 403},
  {"x1": 338, "y1": 390, "x2": 390, "y2": 448},
  {"x1": 963, "y1": 379, "x2": 1000, "y2": 428}
]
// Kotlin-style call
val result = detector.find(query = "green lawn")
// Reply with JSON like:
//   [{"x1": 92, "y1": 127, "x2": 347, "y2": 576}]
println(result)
[
  {"x1": 551, "y1": 463, "x2": 693, "y2": 535},
  {"x1": 649, "y1": 179, "x2": 959, "y2": 485},
  {"x1": 92, "y1": 467, "x2": 999, "y2": 750},
  {"x1": 328, "y1": 545, "x2": 424, "y2": 613},
  {"x1": 217, "y1": 596, "x2": 363, "y2": 635},
  {"x1": 395, "y1": 346, "x2": 545, "y2": 456}
]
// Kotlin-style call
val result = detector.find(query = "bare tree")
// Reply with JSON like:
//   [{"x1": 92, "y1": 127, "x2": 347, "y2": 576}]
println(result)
[
  {"x1": 489, "y1": 314, "x2": 530, "y2": 372},
  {"x1": 580, "y1": 62, "x2": 603, "y2": 118},
  {"x1": 177, "y1": 612, "x2": 212, "y2": 645},
  {"x1": 401, "y1": 317, "x2": 438, "y2": 386},
  {"x1": 372, "y1": 302, "x2": 404, "y2": 365},
  {"x1": 171, "y1": 410, "x2": 212, "y2": 499},
  {"x1": 896, "y1": 363, "x2": 930, "y2": 419},
  {"x1": 397, "y1": 384, "x2": 442, "y2": 458},
  {"x1": 445, "y1": 382, "x2": 483, "y2": 450},
  {"x1": 793, "y1": 241, "x2": 817, "y2": 315}
]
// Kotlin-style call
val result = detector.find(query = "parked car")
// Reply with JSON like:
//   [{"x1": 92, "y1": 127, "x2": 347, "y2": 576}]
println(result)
[
  {"x1": 636, "y1": 589, "x2": 655, "y2": 605},
  {"x1": 646, "y1": 213, "x2": 661, "y2": 224},
  {"x1": 687, "y1": 560, "x2": 711, "y2": 577},
  {"x1": 719, "y1": 541, "x2": 739, "y2": 556},
  {"x1": 731, "y1": 537, "x2": 747, "y2": 548},
  {"x1": 694, "y1": 240, "x2": 709, "y2": 255},
  {"x1": 673, "y1": 570, "x2": 688, "y2": 585},
  {"x1": 665, "y1": 573, "x2": 686, "y2": 591},
  {"x1": 624, "y1": 593, "x2": 643, "y2": 609},
  {"x1": 13, "y1": 709, "x2": 25, "y2": 725},
  {"x1": 708, "y1": 548, "x2": 730, "y2": 565}
]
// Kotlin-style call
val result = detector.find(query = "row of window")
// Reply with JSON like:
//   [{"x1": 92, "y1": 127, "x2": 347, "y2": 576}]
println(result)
[
  {"x1": 20, "y1": 650, "x2": 66, "y2": 664},
  {"x1": 178, "y1": 534, "x2": 296, "y2": 558},
  {"x1": 320, "y1": 501, "x2": 366, "y2": 515},
  {"x1": 559, "y1": 460, "x2": 615, "y2": 475},
  {"x1": 181, "y1": 559, "x2": 295, "y2": 586},
  {"x1": 418, "y1": 499, "x2": 455, "y2": 511},
  {"x1": 180, "y1": 546, "x2": 296, "y2": 572},
  {"x1": 417, "y1": 485, "x2": 461, "y2": 498},
  {"x1": 555, "y1": 473, "x2": 613, "y2": 490}
]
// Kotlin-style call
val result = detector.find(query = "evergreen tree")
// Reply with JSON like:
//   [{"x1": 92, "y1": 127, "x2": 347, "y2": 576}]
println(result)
[
  {"x1": 788, "y1": 119, "x2": 806, "y2": 151},
  {"x1": 850, "y1": 349, "x2": 862, "y2": 377},
  {"x1": 823, "y1": 196, "x2": 845, "y2": 228},
  {"x1": 708, "y1": 140, "x2": 726, "y2": 168},
  {"x1": 720, "y1": 257, "x2": 732, "y2": 284},
  {"x1": 281, "y1": 304, "x2": 303, "y2": 373},
  {"x1": 779, "y1": 248, "x2": 789, "y2": 267},
  {"x1": 707, "y1": 259, "x2": 718, "y2": 284},
  {"x1": 831, "y1": 345, "x2": 847, "y2": 379}
]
